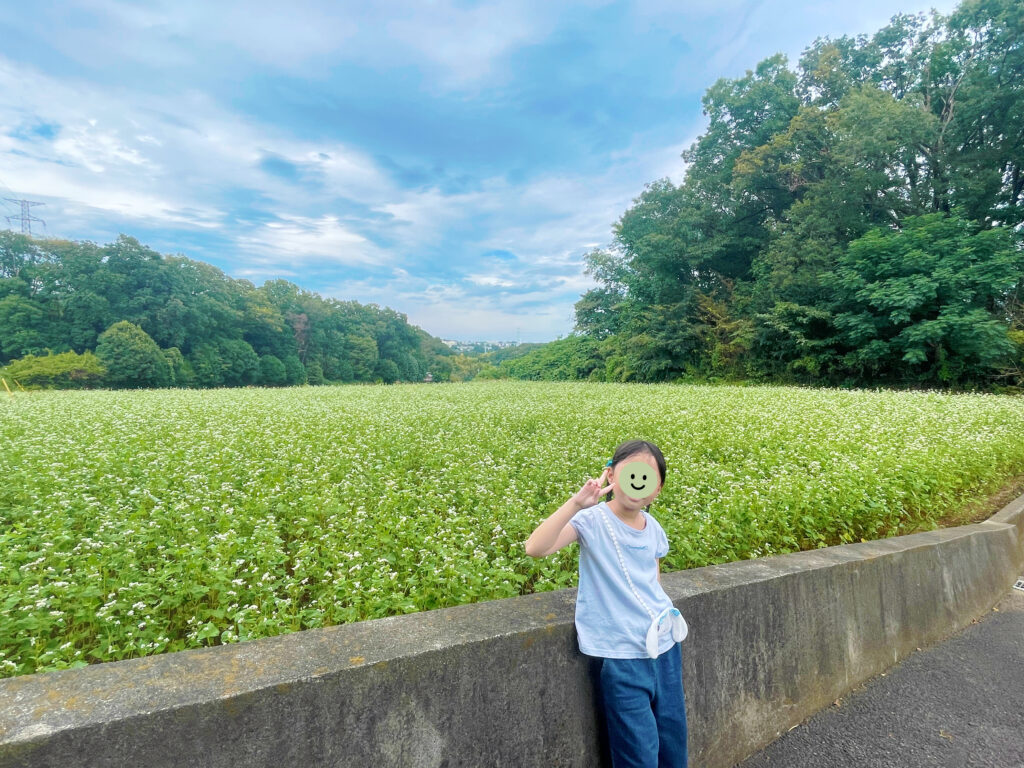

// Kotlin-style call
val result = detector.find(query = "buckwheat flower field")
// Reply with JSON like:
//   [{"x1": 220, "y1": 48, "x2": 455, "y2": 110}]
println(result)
[{"x1": 2, "y1": 380, "x2": 1023, "y2": 678}]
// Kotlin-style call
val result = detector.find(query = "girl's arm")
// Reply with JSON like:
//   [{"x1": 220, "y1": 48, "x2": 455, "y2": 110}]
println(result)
[
  {"x1": 524, "y1": 467, "x2": 614, "y2": 558},
  {"x1": 524, "y1": 498, "x2": 581, "y2": 557},
  {"x1": 656, "y1": 558, "x2": 661, "y2": 583}
]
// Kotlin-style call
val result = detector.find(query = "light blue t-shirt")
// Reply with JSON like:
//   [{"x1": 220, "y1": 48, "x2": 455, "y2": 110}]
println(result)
[{"x1": 569, "y1": 501, "x2": 677, "y2": 659}]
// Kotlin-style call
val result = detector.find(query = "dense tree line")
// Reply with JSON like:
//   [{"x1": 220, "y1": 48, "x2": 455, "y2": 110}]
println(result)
[
  {"x1": 0, "y1": 233, "x2": 455, "y2": 388},
  {"x1": 515, "y1": 0, "x2": 1023, "y2": 391}
]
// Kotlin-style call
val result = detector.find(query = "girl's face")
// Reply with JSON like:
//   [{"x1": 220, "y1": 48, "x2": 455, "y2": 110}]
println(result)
[{"x1": 611, "y1": 452, "x2": 663, "y2": 508}]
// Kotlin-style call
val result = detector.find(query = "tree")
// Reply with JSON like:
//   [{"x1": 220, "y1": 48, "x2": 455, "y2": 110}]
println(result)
[
  {"x1": 306, "y1": 360, "x2": 325, "y2": 385},
  {"x1": 0, "y1": 231, "x2": 455, "y2": 389},
  {"x1": 375, "y1": 358, "x2": 400, "y2": 384},
  {"x1": 102, "y1": 236, "x2": 173, "y2": 334},
  {"x1": 334, "y1": 359, "x2": 355, "y2": 383},
  {"x1": 945, "y1": 0, "x2": 1024, "y2": 229},
  {"x1": 163, "y1": 347, "x2": 193, "y2": 387},
  {"x1": 396, "y1": 351, "x2": 421, "y2": 381},
  {"x1": 189, "y1": 343, "x2": 224, "y2": 387},
  {"x1": 574, "y1": 287, "x2": 626, "y2": 340},
  {"x1": 824, "y1": 210, "x2": 1023, "y2": 385},
  {"x1": 680, "y1": 53, "x2": 802, "y2": 281},
  {"x1": 63, "y1": 291, "x2": 111, "y2": 352},
  {"x1": 283, "y1": 354, "x2": 307, "y2": 385},
  {"x1": 346, "y1": 333, "x2": 378, "y2": 381},
  {"x1": 0, "y1": 230, "x2": 42, "y2": 280},
  {"x1": 499, "y1": 335, "x2": 604, "y2": 381},
  {"x1": 95, "y1": 321, "x2": 171, "y2": 388},
  {"x1": 0, "y1": 295, "x2": 51, "y2": 362},
  {"x1": 0, "y1": 350, "x2": 105, "y2": 389},
  {"x1": 259, "y1": 354, "x2": 287, "y2": 386},
  {"x1": 219, "y1": 339, "x2": 260, "y2": 386}
]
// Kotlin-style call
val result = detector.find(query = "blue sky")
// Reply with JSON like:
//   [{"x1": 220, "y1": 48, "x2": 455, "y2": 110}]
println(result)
[{"x1": 0, "y1": 0, "x2": 959, "y2": 343}]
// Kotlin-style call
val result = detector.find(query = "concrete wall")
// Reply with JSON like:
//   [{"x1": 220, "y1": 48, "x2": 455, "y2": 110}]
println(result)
[{"x1": 2, "y1": 492, "x2": 1023, "y2": 768}]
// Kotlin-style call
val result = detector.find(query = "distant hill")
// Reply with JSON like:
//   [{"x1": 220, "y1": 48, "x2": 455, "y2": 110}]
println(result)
[{"x1": 0, "y1": 231, "x2": 457, "y2": 387}]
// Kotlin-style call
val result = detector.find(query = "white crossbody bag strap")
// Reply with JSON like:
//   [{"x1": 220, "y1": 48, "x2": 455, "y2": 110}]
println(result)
[{"x1": 598, "y1": 506, "x2": 656, "y2": 620}]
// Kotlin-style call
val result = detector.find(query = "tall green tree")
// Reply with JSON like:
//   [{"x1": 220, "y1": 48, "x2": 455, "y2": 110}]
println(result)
[
  {"x1": 824, "y1": 210, "x2": 1023, "y2": 385},
  {"x1": 0, "y1": 295, "x2": 51, "y2": 362},
  {"x1": 282, "y1": 354, "x2": 307, "y2": 385},
  {"x1": 219, "y1": 339, "x2": 261, "y2": 386},
  {"x1": 95, "y1": 321, "x2": 171, "y2": 388},
  {"x1": 945, "y1": 0, "x2": 1024, "y2": 228},
  {"x1": 189, "y1": 343, "x2": 224, "y2": 387},
  {"x1": 259, "y1": 354, "x2": 287, "y2": 386},
  {"x1": 578, "y1": 1, "x2": 1024, "y2": 391}
]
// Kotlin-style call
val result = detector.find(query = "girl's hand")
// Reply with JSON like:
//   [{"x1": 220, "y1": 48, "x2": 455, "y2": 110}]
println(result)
[{"x1": 571, "y1": 467, "x2": 615, "y2": 509}]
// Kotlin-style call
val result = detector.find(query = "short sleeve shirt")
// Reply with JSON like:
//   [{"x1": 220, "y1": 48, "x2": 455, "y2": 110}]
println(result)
[{"x1": 569, "y1": 501, "x2": 676, "y2": 658}]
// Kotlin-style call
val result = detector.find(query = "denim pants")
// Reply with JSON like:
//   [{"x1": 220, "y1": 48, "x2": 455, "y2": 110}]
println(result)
[{"x1": 598, "y1": 643, "x2": 688, "y2": 768}]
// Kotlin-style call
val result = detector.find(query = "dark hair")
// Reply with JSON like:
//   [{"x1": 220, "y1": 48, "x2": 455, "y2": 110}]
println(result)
[{"x1": 607, "y1": 439, "x2": 667, "y2": 514}]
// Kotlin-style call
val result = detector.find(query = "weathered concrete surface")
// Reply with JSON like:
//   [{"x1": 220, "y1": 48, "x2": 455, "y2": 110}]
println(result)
[
  {"x1": 735, "y1": 582, "x2": 1024, "y2": 768},
  {"x1": 679, "y1": 500, "x2": 1024, "y2": 768},
  {"x1": 1, "y1": 491, "x2": 1022, "y2": 768},
  {"x1": 0, "y1": 589, "x2": 601, "y2": 768}
]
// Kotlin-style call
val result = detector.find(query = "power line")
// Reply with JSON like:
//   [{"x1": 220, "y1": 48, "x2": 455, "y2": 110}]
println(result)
[
  {"x1": 4, "y1": 199, "x2": 45, "y2": 236},
  {"x1": 0, "y1": 174, "x2": 20, "y2": 213}
]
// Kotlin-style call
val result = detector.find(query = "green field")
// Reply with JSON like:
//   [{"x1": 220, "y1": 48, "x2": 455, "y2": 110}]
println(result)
[{"x1": 2, "y1": 381, "x2": 1023, "y2": 679}]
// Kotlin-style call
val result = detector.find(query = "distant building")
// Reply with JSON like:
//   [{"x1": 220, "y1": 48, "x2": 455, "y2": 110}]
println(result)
[
  {"x1": 441, "y1": 339, "x2": 520, "y2": 354},
  {"x1": 423, "y1": 372, "x2": 434, "y2": 382}
]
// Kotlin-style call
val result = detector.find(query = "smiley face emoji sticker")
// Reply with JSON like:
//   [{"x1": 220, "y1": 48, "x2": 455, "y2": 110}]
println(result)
[{"x1": 618, "y1": 460, "x2": 659, "y2": 500}]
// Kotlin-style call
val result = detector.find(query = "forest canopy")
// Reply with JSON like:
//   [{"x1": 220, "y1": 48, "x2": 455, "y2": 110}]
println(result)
[
  {"x1": 557, "y1": 0, "x2": 1023, "y2": 391},
  {"x1": 0, "y1": 232, "x2": 455, "y2": 388}
]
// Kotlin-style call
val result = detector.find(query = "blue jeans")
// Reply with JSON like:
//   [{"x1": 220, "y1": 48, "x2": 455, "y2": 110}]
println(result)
[{"x1": 598, "y1": 643, "x2": 688, "y2": 768}]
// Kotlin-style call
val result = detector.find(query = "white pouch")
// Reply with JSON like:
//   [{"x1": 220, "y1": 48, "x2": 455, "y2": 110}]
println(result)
[{"x1": 645, "y1": 606, "x2": 688, "y2": 659}]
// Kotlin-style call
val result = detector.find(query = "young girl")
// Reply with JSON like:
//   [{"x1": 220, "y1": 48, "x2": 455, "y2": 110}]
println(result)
[{"x1": 524, "y1": 439, "x2": 688, "y2": 768}]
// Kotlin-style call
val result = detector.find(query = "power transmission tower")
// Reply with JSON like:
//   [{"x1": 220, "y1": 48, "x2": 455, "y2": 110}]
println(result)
[{"x1": 4, "y1": 199, "x2": 45, "y2": 235}]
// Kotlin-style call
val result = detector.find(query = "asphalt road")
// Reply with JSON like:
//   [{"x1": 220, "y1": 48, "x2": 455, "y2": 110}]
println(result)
[{"x1": 735, "y1": 578, "x2": 1024, "y2": 768}]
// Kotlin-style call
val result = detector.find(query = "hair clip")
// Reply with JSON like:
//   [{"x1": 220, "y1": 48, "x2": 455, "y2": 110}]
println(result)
[{"x1": 606, "y1": 460, "x2": 613, "y2": 467}]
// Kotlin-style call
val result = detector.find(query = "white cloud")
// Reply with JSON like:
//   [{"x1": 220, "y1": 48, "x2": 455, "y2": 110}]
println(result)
[
  {"x1": 235, "y1": 265, "x2": 300, "y2": 279},
  {"x1": 374, "y1": 186, "x2": 481, "y2": 249},
  {"x1": 52, "y1": 0, "x2": 357, "y2": 74},
  {"x1": 0, "y1": 134, "x2": 225, "y2": 229},
  {"x1": 319, "y1": 268, "x2": 580, "y2": 342},
  {"x1": 52, "y1": 0, "x2": 571, "y2": 91},
  {"x1": 318, "y1": 131, "x2": 699, "y2": 340},
  {"x1": 51, "y1": 121, "x2": 154, "y2": 173},
  {"x1": 0, "y1": 56, "x2": 399, "y2": 252},
  {"x1": 466, "y1": 274, "x2": 518, "y2": 288},
  {"x1": 237, "y1": 214, "x2": 387, "y2": 267},
  {"x1": 380, "y1": 0, "x2": 552, "y2": 91}
]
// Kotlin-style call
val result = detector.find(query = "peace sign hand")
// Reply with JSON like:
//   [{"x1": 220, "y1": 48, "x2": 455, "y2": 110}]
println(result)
[{"x1": 572, "y1": 467, "x2": 615, "y2": 509}]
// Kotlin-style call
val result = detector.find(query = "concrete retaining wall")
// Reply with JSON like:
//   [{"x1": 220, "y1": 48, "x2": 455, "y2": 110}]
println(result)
[{"x1": 3, "y1": 492, "x2": 1023, "y2": 768}]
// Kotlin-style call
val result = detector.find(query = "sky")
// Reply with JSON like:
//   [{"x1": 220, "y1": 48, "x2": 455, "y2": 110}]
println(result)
[{"x1": 0, "y1": 0, "x2": 960, "y2": 343}]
